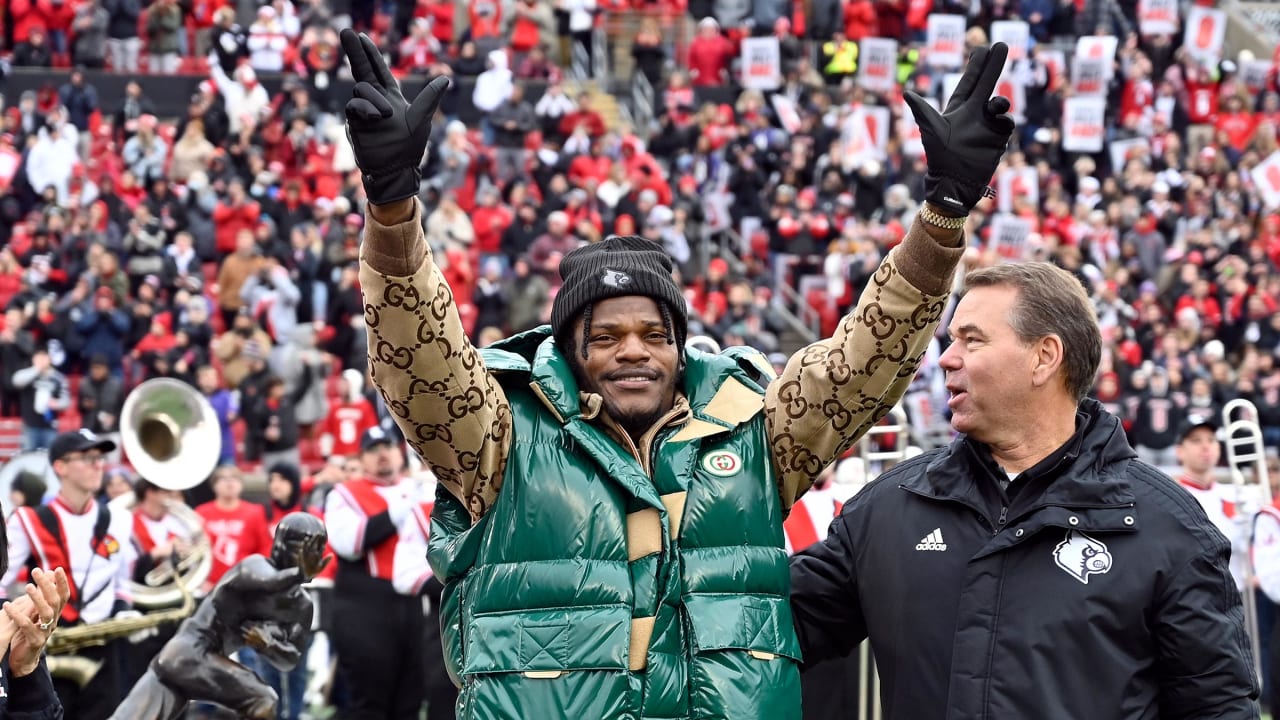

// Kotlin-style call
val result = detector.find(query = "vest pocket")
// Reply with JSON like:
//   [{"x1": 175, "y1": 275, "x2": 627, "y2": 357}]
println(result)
[
  {"x1": 463, "y1": 604, "x2": 632, "y2": 675},
  {"x1": 683, "y1": 594, "x2": 802, "y2": 661},
  {"x1": 684, "y1": 594, "x2": 803, "y2": 720}
]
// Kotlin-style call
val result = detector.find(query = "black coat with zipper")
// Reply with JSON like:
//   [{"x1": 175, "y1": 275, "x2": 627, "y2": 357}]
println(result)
[{"x1": 791, "y1": 399, "x2": 1258, "y2": 720}]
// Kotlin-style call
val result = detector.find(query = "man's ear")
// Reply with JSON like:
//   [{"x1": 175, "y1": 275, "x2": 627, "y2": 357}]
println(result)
[{"x1": 1030, "y1": 335, "x2": 1065, "y2": 389}]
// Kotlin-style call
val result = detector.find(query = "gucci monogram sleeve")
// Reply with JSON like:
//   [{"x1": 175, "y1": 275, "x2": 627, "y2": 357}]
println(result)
[
  {"x1": 359, "y1": 201, "x2": 511, "y2": 523},
  {"x1": 765, "y1": 216, "x2": 965, "y2": 509}
]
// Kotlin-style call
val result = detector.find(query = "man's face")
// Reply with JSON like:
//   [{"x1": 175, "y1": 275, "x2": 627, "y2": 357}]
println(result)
[
  {"x1": 362, "y1": 443, "x2": 402, "y2": 480},
  {"x1": 571, "y1": 296, "x2": 680, "y2": 437},
  {"x1": 57, "y1": 450, "x2": 107, "y2": 496},
  {"x1": 1176, "y1": 427, "x2": 1220, "y2": 475},
  {"x1": 940, "y1": 285, "x2": 1038, "y2": 442},
  {"x1": 213, "y1": 471, "x2": 243, "y2": 501}
]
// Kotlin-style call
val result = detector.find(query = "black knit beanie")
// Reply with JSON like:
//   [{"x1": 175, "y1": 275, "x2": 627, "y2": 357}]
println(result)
[{"x1": 551, "y1": 235, "x2": 688, "y2": 352}]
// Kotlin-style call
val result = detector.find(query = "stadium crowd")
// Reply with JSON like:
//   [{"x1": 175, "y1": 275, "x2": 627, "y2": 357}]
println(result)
[{"x1": 0, "y1": 0, "x2": 1279, "y2": 715}]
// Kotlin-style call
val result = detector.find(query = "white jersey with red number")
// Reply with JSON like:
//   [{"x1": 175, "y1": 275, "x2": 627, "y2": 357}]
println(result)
[{"x1": 323, "y1": 400, "x2": 380, "y2": 459}]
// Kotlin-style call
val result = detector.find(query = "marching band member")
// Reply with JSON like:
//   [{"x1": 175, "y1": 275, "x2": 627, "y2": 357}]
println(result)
[
  {"x1": 1, "y1": 430, "x2": 138, "y2": 720},
  {"x1": 1252, "y1": 452, "x2": 1280, "y2": 715},
  {"x1": 130, "y1": 479, "x2": 194, "y2": 586},
  {"x1": 392, "y1": 472, "x2": 456, "y2": 720},
  {"x1": 324, "y1": 426, "x2": 426, "y2": 719},
  {"x1": 1174, "y1": 413, "x2": 1250, "y2": 590}
]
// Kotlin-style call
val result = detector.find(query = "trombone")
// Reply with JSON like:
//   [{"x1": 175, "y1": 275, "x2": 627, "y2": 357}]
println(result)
[{"x1": 1222, "y1": 398, "x2": 1271, "y2": 688}]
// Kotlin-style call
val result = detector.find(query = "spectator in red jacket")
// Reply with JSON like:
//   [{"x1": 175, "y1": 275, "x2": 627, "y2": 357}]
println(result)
[
  {"x1": 686, "y1": 17, "x2": 735, "y2": 87},
  {"x1": 843, "y1": 0, "x2": 877, "y2": 40},
  {"x1": 212, "y1": 179, "x2": 261, "y2": 254}
]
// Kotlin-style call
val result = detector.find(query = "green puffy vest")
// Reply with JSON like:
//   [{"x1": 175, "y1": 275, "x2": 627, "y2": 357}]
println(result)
[{"x1": 429, "y1": 329, "x2": 801, "y2": 720}]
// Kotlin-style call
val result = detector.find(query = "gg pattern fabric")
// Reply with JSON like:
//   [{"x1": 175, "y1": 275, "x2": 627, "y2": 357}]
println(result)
[{"x1": 359, "y1": 201, "x2": 964, "y2": 522}]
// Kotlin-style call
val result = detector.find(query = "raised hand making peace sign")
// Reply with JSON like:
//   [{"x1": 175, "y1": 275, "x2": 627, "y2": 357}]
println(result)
[
  {"x1": 340, "y1": 29, "x2": 451, "y2": 206},
  {"x1": 903, "y1": 42, "x2": 1017, "y2": 217}
]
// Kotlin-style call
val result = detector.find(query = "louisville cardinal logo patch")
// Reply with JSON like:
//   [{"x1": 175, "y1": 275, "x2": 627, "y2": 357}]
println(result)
[
  {"x1": 94, "y1": 535, "x2": 121, "y2": 558},
  {"x1": 1053, "y1": 529, "x2": 1112, "y2": 584}
]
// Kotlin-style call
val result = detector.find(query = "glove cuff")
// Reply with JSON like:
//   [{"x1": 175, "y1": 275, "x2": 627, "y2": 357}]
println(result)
[
  {"x1": 924, "y1": 172, "x2": 990, "y2": 216},
  {"x1": 363, "y1": 167, "x2": 422, "y2": 206}
]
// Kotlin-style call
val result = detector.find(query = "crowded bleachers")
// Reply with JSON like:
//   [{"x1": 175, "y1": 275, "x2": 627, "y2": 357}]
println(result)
[{"x1": 0, "y1": 0, "x2": 1276, "y2": 482}]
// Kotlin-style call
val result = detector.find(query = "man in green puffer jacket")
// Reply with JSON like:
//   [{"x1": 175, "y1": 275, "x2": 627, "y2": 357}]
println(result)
[{"x1": 341, "y1": 28, "x2": 1015, "y2": 720}]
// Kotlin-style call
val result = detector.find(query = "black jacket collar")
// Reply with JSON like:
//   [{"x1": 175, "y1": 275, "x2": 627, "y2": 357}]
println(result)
[{"x1": 907, "y1": 399, "x2": 1139, "y2": 510}]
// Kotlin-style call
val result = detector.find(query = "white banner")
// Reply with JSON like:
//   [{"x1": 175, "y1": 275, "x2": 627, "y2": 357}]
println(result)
[
  {"x1": 997, "y1": 167, "x2": 1038, "y2": 213},
  {"x1": 1241, "y1": 60, "x2": 1272, "y2": 90},
  {"x1": 989, "y1": 214, "x2": 1033, "y2": 261},
  {"x1": 857, "y1": 38, "x2": 899, "y2": 93},
  {"x1": 1075, "y1": 35, "x2": 1118, "y2": 79},
  {"x1": 1039, "y1": 49, "x2": 1067, "y2": 90},
  {"x1": 1109, "y1": 137, "x2": 1151, "y2": 174},
  {"x1": 740, "y1": 37, "x2": 781, "y2": 90},
  {"x1": 1252, "y1": 150, "x2": 1280, "y2": 210},
  {"x1": 1062, "y1": 96, "x2": 1107, "y2": 153},
  {"x1": 990, "y1": 21, "x2": 1030, "y2": 61},
  {"x1": 864, "y1": 105, "x2": 890, "y2": 154},
  {"x1": 926, "y1": 15, "x2": 967, "y2": 69},
  {"x1": 994, "y1": 72, "x2": 1026, "y2": 123},
  {"x1": 1138, "y1": 0, "x2": 1179, "y2": 35},
  {"x1": 941, "y1": 72, "x2": 963, "y2": 108},
  {"x1": 770, "y1": 94, "x2": 802, "y2": 134},
  {"x1": 1183, "y1": 6, "x2": 1226, "y2": 64},
  {"x1": 1071, "y1": 56, "x2": 1109, "y2": 97},
  {"x1": 841, "y1": 109, "x2": 878, "y2": 170},
  {"x1": 898, "y1": 96, "x2": 933, "y2": 157}
]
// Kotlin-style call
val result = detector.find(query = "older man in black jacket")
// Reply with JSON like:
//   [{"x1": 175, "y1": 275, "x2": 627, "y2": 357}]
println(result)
[{"x1": 791, "y1": 262, "x2": 1259, "y2": 719}]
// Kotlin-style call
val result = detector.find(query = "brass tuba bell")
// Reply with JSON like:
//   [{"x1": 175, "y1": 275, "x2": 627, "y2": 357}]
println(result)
[{"x1": 120, "y1": 377, "x2": 223, "y2": 491}]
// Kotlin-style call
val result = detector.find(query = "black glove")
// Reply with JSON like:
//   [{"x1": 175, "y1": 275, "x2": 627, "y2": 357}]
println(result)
[
  {"x1": 904, "y1": 42, "x2": 1016, "y2": 216},
  {"x1": 340, "y1": 29, "x2": 450, "y2": 205}
]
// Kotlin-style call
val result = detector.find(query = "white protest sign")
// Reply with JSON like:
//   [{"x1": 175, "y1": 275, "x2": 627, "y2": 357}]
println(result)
[
  {"x1": 771, "y1": 94, "x2": 802, "y2": 134},
  {"x1": 1039, "y1": 49, "x2": 1067, "y2": 90},
  {"x1": 857, "y1": 38, "x2": 899, "y2": 93},
  {"x1": 989, "y1": 214, "x2": 1033, "y2": 261},
  {"x1": 897, "y1": 96, "x2": 934, "y2": 157},
  {"x1": 941, "y1": 72, "x2": 963, "y2": 107},
  {"x1": 1183, "y1": 6, "x2": 1226, "y2": 64},
  {"x1": 740, "y1": 37, "x2": 781, "y2": 90},
  {"x1": 990, "y1": 21, "x2": 1030, "y2": 61},
  {"x1": 1075, "y1": 35, "x2": 1118, "y2": 78},
  {"x1": 926, "y1": 15, "x2": 967, "y2": 69},
  {"x1": 994, "y1": 72, "x2": 1026, "y2": 123},
  {"x1": 997, "y1": 167, "x2": 1038, "y2": 213},
  {"x1": 1062, "y1": 96, "x2": 1107, "y2": 153},
  {"x1": 1240, "y1": 60, "x2": 1272, "y2": 90},
  {"x1": 1252, "y1": 150, "x2": 1280, "y2": 210},
  {"x1": 1138, "y1": 0, "x2": 1179, "y2": 35},
  {"x1": 841, "y1": 109, "x2": 879, "y2": 170},
  {"x1": 1071, "y1": 55, "x2": 1109, "y2": 96},
  {"x1": 1109, "y1": 137, "x2": 1151, "y2": 173}
]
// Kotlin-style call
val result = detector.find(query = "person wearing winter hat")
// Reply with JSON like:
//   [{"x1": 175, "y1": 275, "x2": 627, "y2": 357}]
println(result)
[{"x1": 345, "y1": 30, "x2": 1014, "y2": 719}]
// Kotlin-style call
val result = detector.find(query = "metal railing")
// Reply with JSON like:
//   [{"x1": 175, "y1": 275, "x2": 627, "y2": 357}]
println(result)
[{"x1": 630, "y1": 70, "x2": 657, "y2": 134}]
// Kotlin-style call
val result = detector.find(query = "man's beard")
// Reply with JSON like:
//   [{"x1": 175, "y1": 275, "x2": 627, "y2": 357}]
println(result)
[{"x1": 606, "y1": 399, "x2": 668, "y2": 440}]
